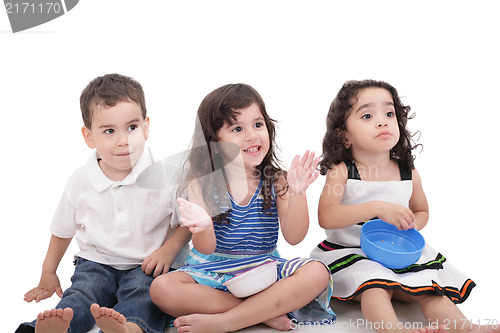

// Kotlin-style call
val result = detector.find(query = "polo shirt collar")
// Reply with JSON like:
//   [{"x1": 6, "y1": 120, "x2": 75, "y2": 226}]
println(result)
[{"x1": 86, "y1": 149, "x2": 153, "y2": 192}]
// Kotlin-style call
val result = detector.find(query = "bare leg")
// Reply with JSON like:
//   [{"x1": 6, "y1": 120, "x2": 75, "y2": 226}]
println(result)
[
  {"x1": 361, "y1": 289, "x2": 446, "y2": 333},
  {"x1": 150, "y1": 271, "x2": 241, "y2": 316},
  {"x1": 406, "y1": 293, "x2": 500, "y2": 333},
  {"x1": 150, "y1": 271, "x2": 290, "y2": 330},
  {"x1": 90, "y1": 303, "x2": 145, "y2": 333},
  {"x1": 35, "y1": 308, "x2": 73, "y2": 333},
  {"x1": 361, "y1": 288, "x2": 404, "y2": 333},
  {"x1": 172, "y1": 261, "x2": 330, "y2": 333}
]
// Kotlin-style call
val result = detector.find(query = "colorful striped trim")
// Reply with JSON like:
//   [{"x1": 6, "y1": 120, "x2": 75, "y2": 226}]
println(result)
[
  {"x1": 323, "y1": 247, "x2": 447, "y2": 275},
  {"x1": 317, "y1": 240, "x2": 361, "y2": 252},
  {"x1": 392, "y1": 253, "x2": 446, "y2": 274},
  {"x1": 328, "y1": 254, "x2": 366, "y2": 274},
  {"x1": 334, "y1": 278, "x2": 476, "y2": 304}
]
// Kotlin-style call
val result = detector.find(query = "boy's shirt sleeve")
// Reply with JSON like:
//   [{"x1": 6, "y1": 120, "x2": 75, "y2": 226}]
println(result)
[
  {"x1": 163, "y1": 185, "x2": 182, "y2": 229},
  {"x1": 49, "y1": 170, "x2": 81, "y2": 239}
]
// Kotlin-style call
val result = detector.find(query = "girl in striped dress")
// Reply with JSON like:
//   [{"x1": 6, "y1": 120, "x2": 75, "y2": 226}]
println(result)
[
  {"x1": 311, "y1": 80, "x2": 494, "y2": 333},
  {"x1": 150, "y1": 83, "x2": 335, "y2": 333}
]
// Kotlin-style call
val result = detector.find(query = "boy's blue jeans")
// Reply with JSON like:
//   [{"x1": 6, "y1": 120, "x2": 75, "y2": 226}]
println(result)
[{"x1": 21, "y1": 257, "x2": 171, "y2": 333}]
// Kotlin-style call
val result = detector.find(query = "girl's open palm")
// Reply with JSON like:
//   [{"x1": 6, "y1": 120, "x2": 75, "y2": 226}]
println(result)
[
  {"x1": 287, "y1": 150, "x2": 320, "y2": 195},
  {"x1": 177, "y1": 198, "x2": 213, "y2": 234}
]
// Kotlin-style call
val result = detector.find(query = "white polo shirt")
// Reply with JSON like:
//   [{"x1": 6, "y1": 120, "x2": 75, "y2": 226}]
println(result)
[{"x1": 50, "y1": 150, "x2": 189, "y2": 270}]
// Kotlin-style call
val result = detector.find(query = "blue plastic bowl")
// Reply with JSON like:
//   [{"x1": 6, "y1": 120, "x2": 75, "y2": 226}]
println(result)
[{"x1": 360, "y1": 219, "x2": 425, "y2": 269}]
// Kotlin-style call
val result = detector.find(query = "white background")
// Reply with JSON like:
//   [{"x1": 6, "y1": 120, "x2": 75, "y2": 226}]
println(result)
[{"x1": 2, "y1": 1, "x2": 499, "y2": 330}]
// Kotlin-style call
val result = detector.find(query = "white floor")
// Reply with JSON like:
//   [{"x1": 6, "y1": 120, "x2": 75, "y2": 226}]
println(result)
[{"x1": 83, "y1": 300, "x2": 427, "y2": 333}]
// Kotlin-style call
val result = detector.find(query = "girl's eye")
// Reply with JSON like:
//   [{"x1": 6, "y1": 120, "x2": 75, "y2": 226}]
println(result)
[
  {"x1": 231, "y1": 126, "x2": 243, "y2": 133},
  {"x1": 104, "y1": 129, "x2": 114, "y2": 134},
  {"x1": 386, "y1": 111, "x2": 395, "y2": 117},
  {"x1": 128, "y1": 124, "x2": 138, "y2": 131},
  {"x1": 361, "y1": 114, "x2": 372, "y2": 120},
  {"x1": 254, "y1": 122, "x2": 265, "y2": 129}
]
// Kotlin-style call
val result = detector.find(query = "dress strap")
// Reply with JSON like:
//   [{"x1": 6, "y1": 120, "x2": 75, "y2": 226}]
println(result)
[
  {"x1": 345, "y1": 160, "x2": 412, "y2": 181},
  {"x1": 398, "y1": 163, "x2": 412, "y2": 181},
  {"x1": 345, "y1": 160, "x2": 361, "y2": 180}
]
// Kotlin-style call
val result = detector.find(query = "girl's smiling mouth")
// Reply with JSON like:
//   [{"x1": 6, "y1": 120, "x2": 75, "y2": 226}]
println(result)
[{"x1": 243, "y1": 146, "x2": 261, "y2": 154}]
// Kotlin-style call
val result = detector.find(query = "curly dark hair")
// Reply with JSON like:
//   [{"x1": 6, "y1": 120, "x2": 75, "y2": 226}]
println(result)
[
  {"x1": 319, "y1": 79, "x2": 420, "y2": 175},
  {"x1": 179, "y1": 83, "x2": 286, "y2": 223}
]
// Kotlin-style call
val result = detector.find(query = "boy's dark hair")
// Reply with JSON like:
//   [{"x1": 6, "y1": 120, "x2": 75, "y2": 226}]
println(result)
[
  {"x1": 180, "y1": 83, "x2": 286, "y2": 223},
  {"x1": 80, "y1": 74, "x2": 147, "y2": 129},
  {"x1": 319, "y1": 79, "x2": 419, "y2": 175}
]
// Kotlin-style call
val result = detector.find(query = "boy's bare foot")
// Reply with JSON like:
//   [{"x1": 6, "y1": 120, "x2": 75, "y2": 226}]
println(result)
[
  {"x1": 90, "y1": 303, "x2": 128, "y2": 333},
  {"x1": 35, "y1": 308, "x2": 73, "y2": 333}
]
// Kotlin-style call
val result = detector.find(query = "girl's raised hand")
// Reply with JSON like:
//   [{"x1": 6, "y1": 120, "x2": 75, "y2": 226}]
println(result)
[
  {"x1": 177, "y1": 198, "x2": 213, "y2": 234},
  {"x1": 287, "y1": 150, "x2": 320, "y2": 196}
]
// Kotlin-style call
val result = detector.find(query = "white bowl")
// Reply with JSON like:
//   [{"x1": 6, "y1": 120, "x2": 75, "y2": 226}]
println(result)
[{"x1": 223, "y1": 260, "x2": 278, "y2": 298}]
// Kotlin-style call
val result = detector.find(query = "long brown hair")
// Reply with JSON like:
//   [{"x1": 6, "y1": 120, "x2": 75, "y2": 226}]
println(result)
[{"x1": 179, "y1": 83, "x2": 286, "y2": 223}]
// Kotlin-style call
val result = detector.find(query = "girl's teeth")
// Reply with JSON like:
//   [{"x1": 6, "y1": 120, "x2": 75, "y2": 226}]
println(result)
[{"x1": 245, "y1": 147, "x2": 259, "y2": 152}]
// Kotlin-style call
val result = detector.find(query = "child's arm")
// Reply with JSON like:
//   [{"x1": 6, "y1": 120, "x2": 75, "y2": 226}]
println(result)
[
  {"x1": 24, "y1": 234, "x2": 72, "y2": 303},
  {"x1": 409, "y1": 169, "x2": 429, "y2": 230},
  {"x1": 177, "y1": 197, "x2": 216, "y2": 254},
  {"x1": 176, "y1": 179, "x2": 217, "y2": 255},
  {"x1": 318, "y1": 162, "x2": 416, "y2": 230},
  {"x1": 277, "y1": 151, "x2": 320, "y2": 245},
  {"x1": 141, "y1": 226, "x2": 192, "y2": 277}
]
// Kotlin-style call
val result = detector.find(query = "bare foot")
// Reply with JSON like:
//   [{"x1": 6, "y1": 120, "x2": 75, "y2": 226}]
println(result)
[
  {"x1": 414, "y1": 324, "x2": 448, "y2": 333},
  {"x1": 35, "y1": 308, "x2": 73, "y2": 333},
  {"x1": 174, "y1": 314, "x2": 227, "y2": 333},
  {"x1": 174, "y1": 312, "x2": 292, "y2": 333},
  {"x1": 262, "y1": 314, "x2": 292, "y2": 331},
  {"x1": 90, "y1": 303, "x2": 128, "y2": 333},
  {"x1": 470, "y1": 324, "x2": 500, "y2": 333}
]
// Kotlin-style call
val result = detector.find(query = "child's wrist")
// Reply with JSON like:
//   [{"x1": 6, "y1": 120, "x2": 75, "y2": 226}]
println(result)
[
  {"x1": 41, "y1": 266, "x2": 57, "y2": 275},
  {"x1": 288, "y1": 187, "x2": 306, "y2": 196},
  {"x1": 366, "y1": 201, "x2": 380, "y2": 218}
]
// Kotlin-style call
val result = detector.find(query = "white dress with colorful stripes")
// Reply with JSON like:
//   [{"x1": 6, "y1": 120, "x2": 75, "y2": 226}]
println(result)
[
  {"x1": 177, "y1": 179, "x2": 336, "y2": 324},
  {"x1": 310, "y1": 161, "x2": 475, "y2": 303}
]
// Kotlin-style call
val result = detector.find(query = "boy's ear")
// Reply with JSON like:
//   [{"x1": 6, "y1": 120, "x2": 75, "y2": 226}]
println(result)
[
  {"x1": 82, "y1": 126, "x2": 96, "y2": 149},
  {"x1": 143, "y1": 116, "x2": 150, "y2": 141}
]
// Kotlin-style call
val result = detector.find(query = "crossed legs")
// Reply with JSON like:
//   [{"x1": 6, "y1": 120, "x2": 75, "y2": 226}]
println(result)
[{"x1": 150, "y1": 261, "x2": 330, "y2": 333}]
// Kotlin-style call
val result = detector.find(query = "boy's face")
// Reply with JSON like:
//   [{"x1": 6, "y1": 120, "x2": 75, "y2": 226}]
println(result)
[{"x1": 82, "y1": 101, "x2": 149, "y2": 181}]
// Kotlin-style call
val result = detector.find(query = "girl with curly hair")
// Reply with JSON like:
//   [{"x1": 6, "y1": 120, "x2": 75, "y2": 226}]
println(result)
[{"x1": 311, "y1": 80, "x2": 484, "y2": 333}]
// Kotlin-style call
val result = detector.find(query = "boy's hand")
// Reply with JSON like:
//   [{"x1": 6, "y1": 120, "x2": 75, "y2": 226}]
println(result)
[
  {"x1": 24, "y1": 272, "x2": 63, "y2": 303},
  {"x1": 142, "y1": 247, "x2": 173, "y2": 277},
  {"x1": 177, "y1": 198, "x2": 213, "y2": 234},
  {"x1": 287, "y1": 150, "x2": 320, "y2": 196}
]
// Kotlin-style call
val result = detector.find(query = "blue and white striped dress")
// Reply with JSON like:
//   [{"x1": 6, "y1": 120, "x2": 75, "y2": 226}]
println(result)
[{"x1": 177, "y1": 179, "x2": 335, "y2": 324}]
